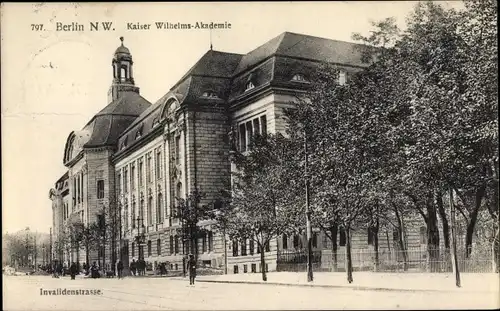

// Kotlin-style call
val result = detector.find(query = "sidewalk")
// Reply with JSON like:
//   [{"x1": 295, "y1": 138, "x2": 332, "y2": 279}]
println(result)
[{"x1": 173, "y1": 272, "x2": 500, "y2": 293}]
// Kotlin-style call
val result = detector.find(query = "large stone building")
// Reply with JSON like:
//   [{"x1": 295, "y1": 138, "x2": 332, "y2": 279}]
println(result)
[{"x1": 50, "y1": 32, "x2": 430, "y2": 274}]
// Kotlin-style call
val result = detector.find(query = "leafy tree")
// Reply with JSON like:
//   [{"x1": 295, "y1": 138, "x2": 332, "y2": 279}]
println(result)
[{"x1": 212, "y1": 133, "x2": 302, "y2": 281}]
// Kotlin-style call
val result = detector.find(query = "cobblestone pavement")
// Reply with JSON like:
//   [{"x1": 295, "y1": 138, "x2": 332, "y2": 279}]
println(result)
[{"x1": 3, "y1": 275, "x2": 499, "y2": 310}]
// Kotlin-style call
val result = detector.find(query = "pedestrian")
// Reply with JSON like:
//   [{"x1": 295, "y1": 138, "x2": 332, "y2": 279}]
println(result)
[
  {"x1": 70, "y1": 262, "x2": 77, "y2": 280},
  {"x1": 117, "y1": 260, "x2": 124, "y2": 279},
  {"x1": 187, "y1": 254, "x2": 196, "y2": 285},
  {"x1": 130, "y1": 259, "x2": 137, "y2": 276}
]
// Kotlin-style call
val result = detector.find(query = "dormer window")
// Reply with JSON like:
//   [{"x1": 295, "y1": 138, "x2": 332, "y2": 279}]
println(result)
[
  {"x1": 152, "y1": 117, "x2": 160, "y2": 128},
  {"x1": 292, "y1": 74, "x2": 307, "y2": 82},
  {"x1": 245, "y1": 81, "x2": 255, "y2": 91},
  {"x1": 135, "y1": 124, "x2": 144, "y2": 140},
  {"x1": 338, "y1": 71, "x2": 347, "y2": 86},
  {"x1": 202, "y1": 91, "x2": 219, "y2": 98},
  {"x1": 120, "y1": 137, "x2": 128, "y2": 150}
]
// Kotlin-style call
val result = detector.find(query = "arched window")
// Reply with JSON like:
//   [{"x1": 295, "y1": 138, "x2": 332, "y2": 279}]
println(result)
[
  {"x1": 120, "y1": 67, "x2": 127, "y2": 82},
  {"x1": 282, "y1": 234, "x2": 288, "y2": 250},
  {"x1": 202, "y1": 91, "x2": 219, "y2": 98},
  {"x1": 292, "y1": 74, "x2": 307, "y2": 82}
]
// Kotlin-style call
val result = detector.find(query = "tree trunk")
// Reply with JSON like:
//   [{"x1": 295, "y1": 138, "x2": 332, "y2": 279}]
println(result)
[
  {"x1": 345, "y1": 226, "x2": 353, "y2": 283},
  {"x1": 493, "y1": 225, "x2": 499, "y2": 273},
  {"x1": 372, "y1": 222, "x2": 379, "y2": 272},
  {"x1": 426, "y1": 193, "x2": 440, "y2": 272},
  {"x1": 465, "y1": 186, "x2": 485, "y2": 258},
  {"x1": 330, "y1": 223, "x2": 338, "y2": 272},
  {"x1": 449, "y1": 188, "x2": 461, "y2": 287},
  {"x1": 393, "y1": 203, "x2": 408, "y2": 271},
  {"x1": 259, "y1": 243, "x2": 267, "y2": 281},
  {"x1": 437, "y1": 192, "x2": 451, "y2": 271}
]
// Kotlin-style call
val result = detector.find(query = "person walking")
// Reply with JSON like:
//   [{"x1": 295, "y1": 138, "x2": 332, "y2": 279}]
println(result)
[
  {"x1": 187, "y1": 254, "x2": 196, "y2": 285},
  {"x1": 70, "y1": 262, "x2": 77, "y2": 280},
  {"x1": 117, "y1": 260, "x2": 124, "y2": 279}
]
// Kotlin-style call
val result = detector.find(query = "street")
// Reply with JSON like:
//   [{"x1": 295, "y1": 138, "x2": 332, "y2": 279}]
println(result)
[{"x1": 3, "y1": 275, "x2": 498, "y2": 310}]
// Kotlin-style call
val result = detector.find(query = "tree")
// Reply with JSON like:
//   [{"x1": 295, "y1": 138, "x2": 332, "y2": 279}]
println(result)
[{"x1": 212, "y1": 133, "x2": 302, "y2": 281}]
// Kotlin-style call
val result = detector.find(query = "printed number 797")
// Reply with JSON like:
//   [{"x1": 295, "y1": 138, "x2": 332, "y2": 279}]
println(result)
[{"x1": 31, "y1": 24, "x2": 44, "y2": 31}]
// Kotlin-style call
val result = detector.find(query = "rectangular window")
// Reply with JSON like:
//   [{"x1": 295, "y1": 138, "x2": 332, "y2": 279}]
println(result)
[
  {"x1": 123, "y1": 168, "x2": 128, "y2": 193},
  {"x1": 368, "y1": 227, "x2": 374, "y2": 245},
  {"x1": 118, "y1": 173, "x2": 122, "y2": 194},
  {"x1": 147, "y1": 154, "x2": 152, "y2": 183},
  {"x1": 208, "y1": 231, "x2": 214, "y2": 252},
  {"x1": 138, "y1": 160, "x2": 144, "y2": 187},
  {"x1": 293, "y1": 235, "x2": 300, "y2": 249},
  {"x1": 339, "y1": 71, "x2": 347, "y2": 85},
  {"x1": 131, "y1": 201, "x2": 136, "y2": 228},
  {"x1": 131, "y1": 242, "x2": 135, "y2": 257},
  {"x1": 249, "y1": 239, "x2": 254, "y2": 255},
  {"x1": 282, "y1": 234, "x2": 288, "y2": 250},
  {"x1": 253, "y1": 118, "x2": 260, "y2": 136},
  {"x1": 239, "y1": 124, "x2": 246, "y2": 152},
  {"x1": 419, "y1": 226, "x2": 426, "y2": 244},
  {"x1": 156, "y1": 150, "x2": 162, "y2": 179},
  {"x1": 233, "y1": 265, "x2": 239, "y2": 274},
  {"x1": 312, "y1": 232, "x2": 318, "y2": 248},
  {"x1": 243, "y1": 264, "x2": 248, "y2": 273},
  {"x1": 175, "y1": 136, "x2": 181, "y2": 164},
  {"x1": 174, "y1": 236, "x2": 179, "y2": 254},
  {"x1": 131, "y1": 164, "x2": 136, "y2": 190},
  {"x1": 170, "y1": 236, "x2": 174, "y2": 255},
  {"x1": 97, "y1": 180, "x2": 105, "y2": 199},
  {"x1": 147, "y1": 240, "x2": 152, "y2": 257},
  {"x1": 251, "y1": 263, "x2": 256, "y2": 273},
  {"x1": 260, "y1": 115, "x2": 267, "y2": 135},
  {"x1": 157, "y1": 239, "x2": 161, "y2": 256},
  {"x1": 241, "y1": 240, "x2": 247, "y2": 256},
  {"x1": 246, "y1": 121, "x2": 253, "y2": 150},
  {"x1": 232, "y1": 240, "x2": 238, "y2": 257},
  {"x1": 201, "y1": 233, "x2": 208, "y2": 253},
  {"x1": 265, "y1": 240, "x2": 270, "y2": 252},
  {"x1": 339, "y1": 228, "x2": 346, "y2": 246}
]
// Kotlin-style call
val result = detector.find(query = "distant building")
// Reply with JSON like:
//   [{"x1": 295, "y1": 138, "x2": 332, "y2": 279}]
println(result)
[{"x1": 50, "y1": 32, "x2": 406, "y2": 274}]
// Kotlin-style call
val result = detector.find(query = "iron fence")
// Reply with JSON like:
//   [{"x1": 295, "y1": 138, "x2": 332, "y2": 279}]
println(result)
[{"x1": 278, "y1": 247, "x2": 496, "y2": 273}]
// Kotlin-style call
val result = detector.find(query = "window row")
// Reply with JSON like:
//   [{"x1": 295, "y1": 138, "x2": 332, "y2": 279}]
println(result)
[
  {"x1": 237, "y1": 114, "x2": 267, "y2": 152},
  {"x1": 232, "y1": 239, "x2": 270, "y2": 257},
  {"x1": 123, "y1": 192, "x2": 166, "y2": 228},
  {"x1": 118, "y1": 149, "x2": 164, "y2": 195},
  {"x1": 282, "y1": 233, "x2": 319, "y2": 250},
  {"x1": 233, "y1": 263, "x2": 268, "y2": 274}
]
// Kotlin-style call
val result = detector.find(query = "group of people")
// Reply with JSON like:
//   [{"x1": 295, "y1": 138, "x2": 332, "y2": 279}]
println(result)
[
  {"x1": 129, "y1": 258, "x2": 147, "y2": 276},
  {"x1": 48, "y1": 254, "x2": 197, "y2": 284}
]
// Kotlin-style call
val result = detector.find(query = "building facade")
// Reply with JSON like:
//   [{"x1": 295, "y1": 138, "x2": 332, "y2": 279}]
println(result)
[{"x1": 50, "y1": 32, "x2": 397, "y2": 274}]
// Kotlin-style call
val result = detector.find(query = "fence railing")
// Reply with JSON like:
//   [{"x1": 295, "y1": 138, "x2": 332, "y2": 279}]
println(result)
[{"x1": 277, "y1": 247, "x2": 496, "y2": 273}]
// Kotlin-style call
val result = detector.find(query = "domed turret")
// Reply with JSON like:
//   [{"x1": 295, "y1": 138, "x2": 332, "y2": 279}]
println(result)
[
  {"x1": 108, "y1": 37, "x2": 139, "y2": 103},
  {"x1": 114, "y1": 37, "x2": 131, "y2": 59}
]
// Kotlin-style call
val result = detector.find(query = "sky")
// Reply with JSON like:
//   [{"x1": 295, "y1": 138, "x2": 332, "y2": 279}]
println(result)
[{"x1": 1, "y1": 1, "x2": 463, "y2": 234}]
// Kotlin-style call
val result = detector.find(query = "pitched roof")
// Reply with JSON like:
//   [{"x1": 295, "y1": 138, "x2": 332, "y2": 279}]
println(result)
[
  {"x1": 94, "y1": 92, "x2": 151, "y2": 117},
  {"x1": 172, "y1": 50, "x2": 243, "y2": 90},
  {"x1": 233, "y1": 32, "x2": 367, "y2": 75}
]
